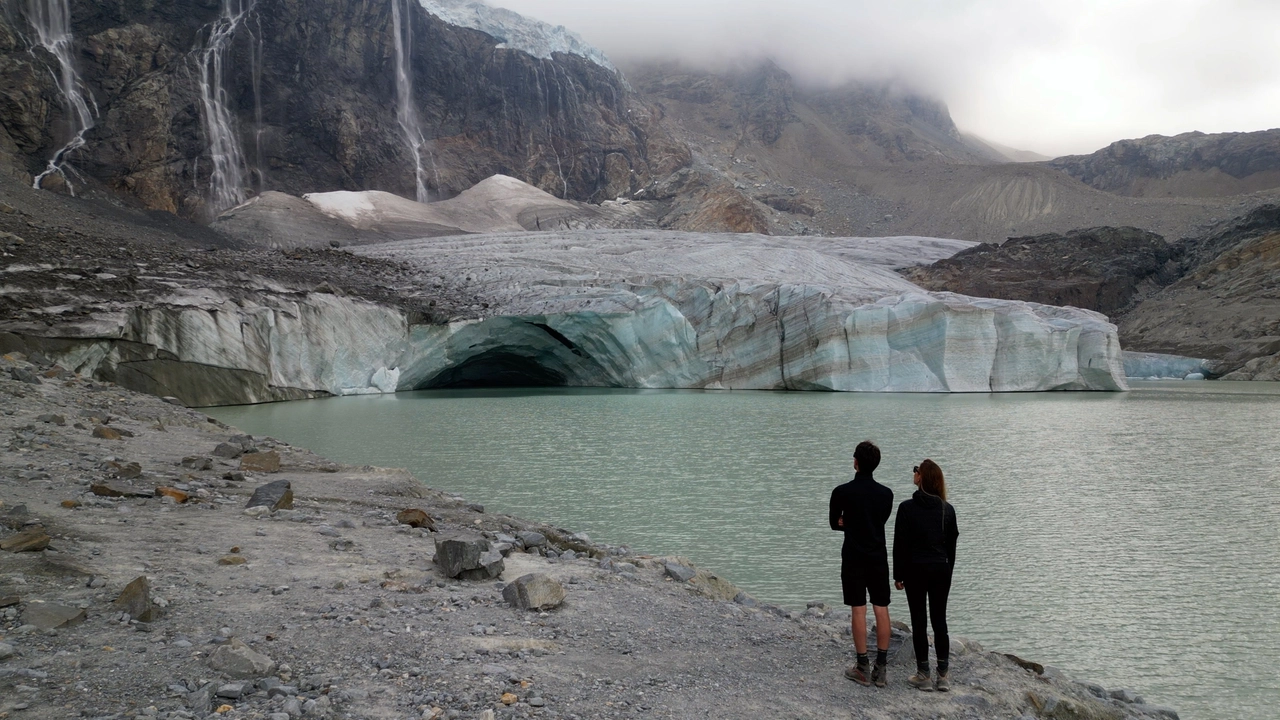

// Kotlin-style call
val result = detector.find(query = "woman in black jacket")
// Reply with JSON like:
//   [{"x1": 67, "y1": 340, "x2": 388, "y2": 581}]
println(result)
[{"x1": 893, "y1": 459, "x2": 959, "y2": 692}]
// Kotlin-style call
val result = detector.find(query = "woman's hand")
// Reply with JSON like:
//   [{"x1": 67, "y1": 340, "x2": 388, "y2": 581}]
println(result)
[{"x1": 894, "y1": 581, "x2": 904, "y2": 591}]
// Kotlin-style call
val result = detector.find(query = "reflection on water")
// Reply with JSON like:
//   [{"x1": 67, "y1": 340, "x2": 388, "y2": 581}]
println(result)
[{"x1": 212, "y1": 381, "x2": 1280, "y2": 720}]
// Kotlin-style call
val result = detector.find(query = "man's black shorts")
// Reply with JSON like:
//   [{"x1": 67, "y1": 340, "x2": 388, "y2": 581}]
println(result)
[{"x1": 842, "y1": 556, "x2": 891, "y2": 607}]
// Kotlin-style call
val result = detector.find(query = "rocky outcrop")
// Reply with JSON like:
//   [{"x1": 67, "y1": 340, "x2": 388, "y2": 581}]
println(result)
[
  {"x1": 902, "y1": 227, "x2": 1183, "y2": 318},
  {"x1": 0, "y1": 0, "x2": 691, "y2": 219},
  {"x1": 1050, "y1": 130, "x2": 1280, "y2": 198},
  {"x1": 1119, "y1": 206, "x2": 1280, "y2": 375}
]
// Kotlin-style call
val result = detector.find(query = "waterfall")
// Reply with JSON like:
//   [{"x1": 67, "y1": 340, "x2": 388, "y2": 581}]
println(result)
[
  {"x1": 26, "y1": 0, "x2": 97, "y2": 194},
  {"x1": 198, "y1": 0, "x2": 256, "y2": 216},
  {"x1": 392, "y1": 0, "x2": 429, "y2": 203}
]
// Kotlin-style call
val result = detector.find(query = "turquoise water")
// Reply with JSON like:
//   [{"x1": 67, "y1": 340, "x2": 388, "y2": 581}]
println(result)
[{"x1": 212, "y1": 382, "x2": 1280, "y2": 720}]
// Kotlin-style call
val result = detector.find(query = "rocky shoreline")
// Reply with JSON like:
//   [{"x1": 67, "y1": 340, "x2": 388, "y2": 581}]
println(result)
[{"x1": 0, "y1": 352, "x2": 1182, "y2": 720}]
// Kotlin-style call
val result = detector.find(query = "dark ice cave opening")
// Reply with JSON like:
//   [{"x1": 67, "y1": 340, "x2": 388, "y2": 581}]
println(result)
[{"x1": 421, "y1": 348, "x2": 570, "y2": 389}]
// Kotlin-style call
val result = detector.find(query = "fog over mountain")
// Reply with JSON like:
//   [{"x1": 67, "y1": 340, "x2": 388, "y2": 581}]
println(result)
[{"x1": 496, "y1": 0, "x2": 1280, "y2": 157}]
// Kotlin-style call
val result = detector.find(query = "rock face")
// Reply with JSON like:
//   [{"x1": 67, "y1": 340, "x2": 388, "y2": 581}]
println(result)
[
  {"x1": 1119, "y1": 205, "x2": 1280, "y2": 375},
  {"x1": 902, "y1": 227, "x2": 1182, "y2": 318},
  {"x1": 1051, "y1": 130, "x2": 1280, "y2": 198},
  {"x1": 0, "y1": 0, "x2": 689, "y2": 219}
]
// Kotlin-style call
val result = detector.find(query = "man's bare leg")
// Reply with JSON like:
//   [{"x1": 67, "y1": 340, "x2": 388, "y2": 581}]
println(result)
[
  {"x1": 872, "y1": 604, "x2": 891, "y2": 652},
  {"x1": 851, "y1": 604, "x2": 868, "y2": 654},
  {"x1": 844, "y1": 604, "x2": 872, "y2": 685}
]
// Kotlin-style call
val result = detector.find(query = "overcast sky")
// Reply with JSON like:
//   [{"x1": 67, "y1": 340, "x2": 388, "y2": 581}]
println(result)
[{"x1": 493, "y1": 0, "x2": 1280, "y2": 157}]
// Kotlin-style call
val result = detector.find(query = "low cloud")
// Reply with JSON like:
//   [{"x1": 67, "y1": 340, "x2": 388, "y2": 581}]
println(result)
[{"x1": 489, "y1": 0, "x2": 1280, "y2": 156}]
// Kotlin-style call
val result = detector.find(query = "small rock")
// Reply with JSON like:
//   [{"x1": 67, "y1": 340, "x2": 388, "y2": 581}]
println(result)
[
  {"x1": 528, "y1": 697, "x2": 545, "y2": 707},
  {"x1": 245, "y1": 479, "x2": 293, "y2": 511},
  {"x1": 218, "y1": 555, "x2": 247, "y2": 566},
  {"x1": 516, "y1": 531, "x2": 546, "y2": 548},
  {"x1": 180, "y1": 456, "x2": 213, "y2": 471},
  {"x1": 395, "y1": 508, "x2": 434, "y2": 529},
  {"x1": 240, "y1": 451, "x2": 281, "y2": 473},
  {"x1": 187, "y1": 684, "x2": 214, "y2": 713},
  {"x1": 434, "y1": 535, "x2": 504, "y2": 580},
  {"x1": 155, "y1": 486, "x2": 189, "y2": 504},
  {"x1": 466, "y1": 503, "x2": 485, "y2": 513},
  {"x1": 664, "y1": 562, "x2": 696, "y2": 583},
  {"x1": 500, "y1": 692, "x2": 518, "y2": 705},
  {"x1": 212, "y1": 442, "x2": 244, "y2": 459},
  {"x1": 1, "y1": 526, "x2": 51, "y2": 553},
  {"x1": 502, "y1": 573, "x2": 566, "y2": 611},
  {"x1": 8, "y1": 367, "x2": 41, "y2": 384},
  {"x1": 0, "y1": 595, "x2": 19, "y2": 608},
  {"x1": 0, "y1": 641, "x2": 14, "y2": 660},
  {"x1": 224, "y1": 471, "x2": 247, "y2": 482},
  {"x1": 329, "y1": 538, "x2": 354, "y2": 551},
  {"x1": 22, "y1": 602, "x2": 86, "y2": 629},
  {"x1": 208, "y1": 638, "x2": 276, "y2": 678},
  {"x1": 113, "y1": 576, "x2": 162, "y2": 622},
  {"x1": 1132, "y1": 704, "x2": 1179, "y2": 719},
  {"x1": 104, "y1": 460, "x2": 142, "y2": 478},
  {"x1": 216, "y1": 682, "x2": 247, "y2": 699},
  {"x1": 1110, "y1": 688, "x2": 1144, "y2": 704},
  {"x1": 90, "y1": 481, "x2": 150, "y2": 498},
  {"x1": 35, "y1": 413, "x2": 65, "y2": 426},
  {"x1": 732, "y1": 591, "x2": 759, "y2": 607},
  {"x1": 60, "y1": 499, "x2": 81, "y2": 509},
  {"x1": 92, "y1": 425, "x2": 123, "y2": 440}
]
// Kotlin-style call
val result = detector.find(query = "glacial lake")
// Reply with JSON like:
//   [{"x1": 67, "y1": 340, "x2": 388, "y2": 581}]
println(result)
[{"x1": 212, "y1": 382, "x2": 1280, "y2": 720}]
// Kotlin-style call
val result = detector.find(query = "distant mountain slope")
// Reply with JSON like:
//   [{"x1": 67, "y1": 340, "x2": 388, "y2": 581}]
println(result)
[
  {"x1": 960, "y1": 133, "x2": 1053, "y2": 163},
  {"x1": 1049, "y1": 130, "x2": 1280, "y2": 198}
]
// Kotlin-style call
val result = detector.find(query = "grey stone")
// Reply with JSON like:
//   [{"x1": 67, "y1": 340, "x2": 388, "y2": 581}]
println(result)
[
  {"x1": 481, "y1": 663, "x2": 509, "y2": 675},
  {"x1": 22, "y1": 602, "x2": 86, "y2": 630},
  {"x1": 36, "y1": 414, "x2": 65, "y2": 426},
  {"x1": 434, "y1": 535, "x2": 504, "y2": 580},
  {"x1": 664, "y1": 562, "x2": 696, "y2": 583},
  {"x1": 528, "y1": 697, "x2": 546, "y2": 707},
  {"x1": 269, "y1": 714, "x2": 291, "y2": 720},
  {"x1": 282, "y1": 697, "x2": 303, "y2": 718},
  {"x1": 212, "y1": 443, "x2": 244, "y2": 459},
  {"x1": 1076, "y1": 680, "x2": 1108, "y2": 699},
  {"x1": 180, "y1": 456, "x2": 212, "y2": 471},
  {"x1": 208, "y1": 638, "x2": 276, "y2": 678},
  {"x1": 1110, "y1": 688, "x2": 1144, "y2": 704},
  {"x1": 516, "y1": 531, "x2": 546, "y2": 548},
  {"x1": 217, "y1": 681, "x2": 247, "y2": 698},
  {"x1": 9, "y1": 367, "x2": 41, "y2": 384},
  {"x1": 186, "y1": 684, "x2": 213, "y2": 713},
  {"x1": 502, "y1": 573, "x2": 567, "y2": 610},
  {"x1": 245, "y1": 479, "x2": 293, "y2": 511},
  {"x1": 0, "y1": 642, "x2": 13, "y2": 660},
  {"x1": 267, "y1": 685, "x2": 298, "y2": 698},
  {"x1": 466, "y1": 503, "x2": 485, "y2": 513},
  {"x1": 240, "y1": 451, "x2": 282, "y2": 473}
]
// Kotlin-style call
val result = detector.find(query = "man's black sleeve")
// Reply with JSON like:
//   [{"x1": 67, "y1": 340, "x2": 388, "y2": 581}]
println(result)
[{"x1": 829, "y1": 487, "x2": 843, "y2": 532}]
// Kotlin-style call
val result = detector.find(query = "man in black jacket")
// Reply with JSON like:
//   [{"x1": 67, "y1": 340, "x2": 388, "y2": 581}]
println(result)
[{"x1": 829, "y1": 440, "x2": 894, "y2": 687}]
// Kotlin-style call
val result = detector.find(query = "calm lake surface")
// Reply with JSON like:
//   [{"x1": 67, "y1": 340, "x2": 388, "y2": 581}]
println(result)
[{"x1": 212, "y1": 382, "x2": 1280, "y2": 720}]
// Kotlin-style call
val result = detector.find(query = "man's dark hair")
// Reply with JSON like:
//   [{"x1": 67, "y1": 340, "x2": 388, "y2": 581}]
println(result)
[{"x1": 854, "y1": 440, "x2": 881, "y2": 473}]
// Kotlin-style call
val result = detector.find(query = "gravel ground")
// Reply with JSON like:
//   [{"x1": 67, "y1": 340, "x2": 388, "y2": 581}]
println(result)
[{"x1": 0, "y1": 353, "x2": 1181, "y2": 720}]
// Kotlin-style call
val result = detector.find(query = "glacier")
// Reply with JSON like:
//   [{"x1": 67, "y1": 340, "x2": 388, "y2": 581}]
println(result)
[
  {"x1": 17, "y1": 230, "x2": 1127, "y2": 406},
  {"x1": 417, "y1": 0, "x2": 617, "y2": 71},
  {"x1": 1122, "y1": 351, "x2": 1213, "y2": 380}
]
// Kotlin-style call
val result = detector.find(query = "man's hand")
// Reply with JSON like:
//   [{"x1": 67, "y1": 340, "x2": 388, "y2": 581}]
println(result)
[{"x1": 894, "y1": 581, "x2": 904, "y2": 591}]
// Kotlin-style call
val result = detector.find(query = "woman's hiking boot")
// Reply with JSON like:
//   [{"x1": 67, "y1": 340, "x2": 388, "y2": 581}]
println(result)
[
  {"x1": 844, "y1": 663, "x2": 871, "y2": 686},
  {"x1": 907, "y1": 669, "x2": 934, "y2": 691},
  {"x1": 934, "y1": 671, "x2": 950, "y2": 692},
  {"x1": 871, "y1": 662, "x2": 887, "y2": 688}
]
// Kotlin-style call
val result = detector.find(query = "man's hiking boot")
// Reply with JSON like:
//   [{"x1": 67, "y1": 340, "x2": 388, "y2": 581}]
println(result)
[
  {"x1": 844, "y1": 663, "x2": 871, "y2": 686},
  {"x1": 907, "y1": 670, "x2": 934, "y2": 691},
  {"x1": 871, "y1": 662, "x2": 887, "y2": 688},
  {"x1": 934, "y1": 672, "x2": 950, "y2": 692}
]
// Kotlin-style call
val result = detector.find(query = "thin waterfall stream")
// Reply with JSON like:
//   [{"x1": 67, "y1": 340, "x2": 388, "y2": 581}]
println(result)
[
  {"x1": 198, "y1": 0, "x2": 256, "y2": 217},
  {"x1": 26, "y1": 0, "x2": 97, "y2": 194},
  {"x1": 393, "y1": 0, "x2": 430, "y2": 203}
]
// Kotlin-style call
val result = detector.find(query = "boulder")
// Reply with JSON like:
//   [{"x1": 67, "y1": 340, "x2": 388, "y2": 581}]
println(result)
[
  {"x1": 245, "y1": 479, "x2": 293, "y2": 511},
  {"x1": 22, "y1": 602, "x2": 86, "y2": 629},
  {"x1": 434, "y1": 535, "x2": 505, "y2": 580},
  {"x1": 1, "y1": 527, "x2": 51, "y2": 553},
  {"x1": 502, "y1": 573, "x2": 566, "y2": 610},
  {"x1": 112, "y1": 576, "x2": 162, "y2": 622},
  {"x1": 395, "y1": 508, "x2": 434, "y2": 529},
  {"x1": 240, "y1": 451, "x2": 281, "y2": 473},
  {"x1": 516, "y1": 531, "x2": 547, "y2": 548},
  {"x1": 180, "y1": 456, "x2": 213, "y2": 470},
  {"x1": 663, "y1": 562, "x2": 696, "y2": 583},
  {"x1": 213, "y1": 442, "x2": 244, "y2": 459},
  {"x1": 208, "y1": 638, "x2": 276, "y2": 678},
  {"x1": 155, "y1": 486, "x2": 189, "y2": 503}
]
